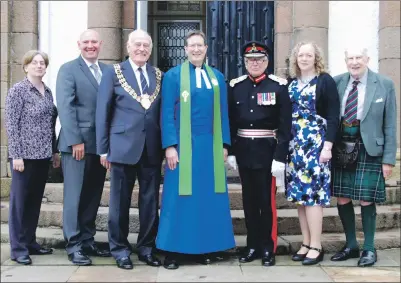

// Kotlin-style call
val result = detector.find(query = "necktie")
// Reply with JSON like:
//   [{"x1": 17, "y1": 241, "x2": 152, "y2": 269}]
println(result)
[
  {"x1": 138, "y1": 67, "x2": 148, "y2": 95},
  {"x1": 343, "y1": 80, "x2": 360, "y2": 124},
  {"x1": 90, "y1": 64, "x2": 101, "y2": 85}
]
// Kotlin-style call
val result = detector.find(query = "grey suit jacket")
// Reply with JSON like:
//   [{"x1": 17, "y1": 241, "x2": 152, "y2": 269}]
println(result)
[
  {"x1": 56, "y1": 56, "x2": 107, "y2": 154},
  {"x1": 334, "y1": 69, "x2": 397, "y2": 165}
]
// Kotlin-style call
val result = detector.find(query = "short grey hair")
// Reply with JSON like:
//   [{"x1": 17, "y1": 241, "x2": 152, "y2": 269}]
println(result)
[
  {"x1": 344, "y1": 46, "x2": 369, "y2": 58},
  {"x1": 127, "y1": 29, "x2": 153, "y2": 48}
]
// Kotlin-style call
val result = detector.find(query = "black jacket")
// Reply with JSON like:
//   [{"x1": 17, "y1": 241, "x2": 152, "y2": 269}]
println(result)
[{"x1": 288, "y1": 72, "x2": 340, "y2": 143}]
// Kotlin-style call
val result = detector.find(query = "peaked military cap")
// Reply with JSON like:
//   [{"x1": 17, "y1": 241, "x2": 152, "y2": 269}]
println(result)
[{"x1": 242, "y1": 41, "x2": 270, "y2": 58}]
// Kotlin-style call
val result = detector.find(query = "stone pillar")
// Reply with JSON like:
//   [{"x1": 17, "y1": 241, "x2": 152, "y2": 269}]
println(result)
[
  {"x1": 274, "y1": 1, "x2": 293, "y2": 77},
  {"x1": 88, "y1": 1, "x2": 122, "y2": 64},
  {"x1": 379, "y1": 1, "x2": 400, "y2": 148},
  {"x1": 122, "y1": 0, "x2": 135, "y2": 60},
  {"x1": 1, "y1": 1, "x2": 38, "y2": 178},
  {"x1": 293, "y1": 1, "x2": 329, "y2": 64},
  {"x1": 1, "y1": 1, "x2": 11, "y2": 178}
]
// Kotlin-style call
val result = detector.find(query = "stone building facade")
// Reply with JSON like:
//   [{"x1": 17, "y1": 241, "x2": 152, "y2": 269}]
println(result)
[{"x1": 0, "y1": 1, "x2": 400, "y2": 186}]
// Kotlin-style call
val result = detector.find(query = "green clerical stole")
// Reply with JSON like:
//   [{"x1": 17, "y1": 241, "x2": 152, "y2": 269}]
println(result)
[{"x1": 178, "y1": 61, "x2": 226, "y2": 196}]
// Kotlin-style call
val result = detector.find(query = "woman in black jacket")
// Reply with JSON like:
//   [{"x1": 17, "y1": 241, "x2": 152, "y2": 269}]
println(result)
[{"x1": 285, "y1": 41, "x2": 340, "y2": 265}]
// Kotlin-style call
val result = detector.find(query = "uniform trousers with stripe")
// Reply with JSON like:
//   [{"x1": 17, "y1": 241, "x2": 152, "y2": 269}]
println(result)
[{"x1": 238, "y1": 166, "x2": 277, "y2": 253}]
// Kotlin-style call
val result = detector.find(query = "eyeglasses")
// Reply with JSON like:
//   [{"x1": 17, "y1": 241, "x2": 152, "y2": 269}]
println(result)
[
  {"x1": 246, "y1": 58, "x2": 267, "y2": 64},
  {"x1": 187, "y1": 43, "x2": 206, "y2": 49}
]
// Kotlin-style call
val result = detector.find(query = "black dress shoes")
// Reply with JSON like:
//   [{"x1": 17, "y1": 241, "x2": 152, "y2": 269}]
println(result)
[
  {"x1": 163, "y1": 256, "x2": 179, "y2": 270},
  {"x1": 357, "y1": 250, "x2": 377, "y2": 267},
  {"x1": 11, "y1": 255, "x2": 32, "y2": 265},
  {"x1": 195, "y1": 254, "x2": 213, "y2": 265},
  {"x1": 292, "y1": 244, "x2": 311, "y2": 262},
  {"x1": 331, "y1": 246, "x2": 360, "y2": 261},
  {"x1": 138, "y1": 254, "x2": 162, "y2": 267},
  {"x1": 29, "y1": 247, "x2": 53, "y2": 255},
  {"x1": 116, "y1": 256, "x2": 134, "y2": 270},
  {"x1": 68, "y1": 251, "x2": 92, "y2": 266},
  {"x1": 239, "y1": 248, "x2": 259, "y2": 263},
  {"x1": 83, "y1": 243, "x2": 111, "y2": 257},
  {"x1": 302, "y1": 247, "x2": 324, "y2": 265},
  {"x1": 261, "y1": 251, "x2": 276, "y2": 266}
]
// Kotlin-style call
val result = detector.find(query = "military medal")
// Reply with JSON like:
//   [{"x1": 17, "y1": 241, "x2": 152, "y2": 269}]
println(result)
[
  {"x1": 270, "y1": 92, "x2": 276, "y2": 105},
  {"x1": 140, "y1": 94, "x2": 151, "y2": 110}
]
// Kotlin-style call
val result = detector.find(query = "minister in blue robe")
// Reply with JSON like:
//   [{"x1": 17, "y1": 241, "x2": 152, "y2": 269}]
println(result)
[{"x1": 156, "y1": 31, "x2": 235, "y2": 269}]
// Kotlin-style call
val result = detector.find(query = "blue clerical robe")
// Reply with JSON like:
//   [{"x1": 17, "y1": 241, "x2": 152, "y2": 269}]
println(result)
[{"x1": 156, "y1": 63, "x2": 235, "y2": 254}]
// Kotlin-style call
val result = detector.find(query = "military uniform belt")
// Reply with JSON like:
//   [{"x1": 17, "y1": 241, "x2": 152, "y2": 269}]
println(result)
[{"x1": 237, "y1": 129, "x2": 277, "y2": 138}]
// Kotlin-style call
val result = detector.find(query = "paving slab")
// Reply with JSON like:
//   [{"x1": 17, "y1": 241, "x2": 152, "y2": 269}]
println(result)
[
  {"x1": 67, "y1": 265, "x2": 158, "y2": 282},
  {"x1": 156, "y1": 265, "x2": 242, "y2": 282},
  {"x1": 322, "y1": 266, "x2": 400, "y2": 282},
  {"x1": 240, "y1": 265, "x2": 333, "y2": 282},
  {"x1": 0, "y1": 265, "x2": 78, "y2": 282},
  {"x1": 1, "y1": 244, "x2": 10, "y2": 264}
]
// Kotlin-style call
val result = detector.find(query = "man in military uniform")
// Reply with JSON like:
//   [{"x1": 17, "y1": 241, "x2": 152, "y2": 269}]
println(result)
[{"x1": 227, "y1": 41, "x2": 292, "y2": 266}]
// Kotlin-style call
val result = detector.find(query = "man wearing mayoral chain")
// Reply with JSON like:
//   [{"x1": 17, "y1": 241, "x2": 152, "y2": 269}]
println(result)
[
  {"x1": 96, "y1": 29, "x2": 163, "y2": 270},
  {"x1": 156, "y1": 30, "x2": 235, "y2": 270}
]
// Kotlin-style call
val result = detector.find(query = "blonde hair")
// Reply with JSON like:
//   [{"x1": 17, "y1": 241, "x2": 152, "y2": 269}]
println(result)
[
  {"x1": 22, "y1": 50, "x2": 49, "y2": 74},
  {"x1": 288, "y1": 41, "x2": 326, "y2": 78}
]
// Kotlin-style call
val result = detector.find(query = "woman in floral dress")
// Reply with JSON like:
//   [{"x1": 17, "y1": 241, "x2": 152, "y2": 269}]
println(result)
[{"x1": 286, "y1": 42, "x2": 340, "y2": 265}]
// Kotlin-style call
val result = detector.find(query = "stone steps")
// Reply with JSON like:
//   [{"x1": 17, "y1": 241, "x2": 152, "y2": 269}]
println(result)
[
  {"x1": 1, "y1": 201, "x2": 400, "y2": 236},
  {"x1": 41, "y1": 182, "x2": 401, "y2": 210},
  {"x1": 0, "y1": 224, "x2": 399, "y2": 254}
]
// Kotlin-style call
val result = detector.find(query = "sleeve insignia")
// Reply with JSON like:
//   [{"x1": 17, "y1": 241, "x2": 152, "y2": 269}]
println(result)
[
  {"x1": 268, "y1": 74, "x2": 288, "y2": 85},
  {"x1": 229, "y1": 75, "x2": 247, "y2": 87}
]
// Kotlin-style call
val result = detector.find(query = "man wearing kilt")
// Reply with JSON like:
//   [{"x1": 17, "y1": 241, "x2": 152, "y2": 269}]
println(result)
[{"x1": 331, "y1": 45, "x2": 397, "y2": 267}]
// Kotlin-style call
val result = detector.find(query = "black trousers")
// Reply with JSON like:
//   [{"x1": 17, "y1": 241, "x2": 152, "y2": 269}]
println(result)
[
  {"x1": 8, "y1": 158, "x2": 50, "y2": 259},
  {"x1": 238, "y1": 166, "x2": 278, "y2": 253},
  {"x1": 108, "y1": 148, "x2": 161, "y2": 260}
]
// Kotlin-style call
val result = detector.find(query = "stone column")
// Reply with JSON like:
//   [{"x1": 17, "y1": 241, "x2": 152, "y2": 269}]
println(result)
[
  {"x1": 293, "y1": 1, "x2": 329, "y2": 64},
  {"x1": 379, "y1": 1, "x2": 400, "y2": 148},
  {"x1": 274, "y1": 1, "x2": 293, "y2": 77},
  {"x1": 88, "y1": 1, "x2": 122, "y2": 64},
  {"x1": 1, "y1": 1, "x2": 38, "y2": 179},
  {"x1": 122, "y1": 0, "x2": 135, "y2": 60},
  {"x1": 1, "y1": 1, "x2": 11, "y2": 179}
]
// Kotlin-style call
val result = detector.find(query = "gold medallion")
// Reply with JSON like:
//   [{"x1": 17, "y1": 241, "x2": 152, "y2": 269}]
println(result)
[{"x1": 141, "y1": 94, "x2": 151, "y2": 110}]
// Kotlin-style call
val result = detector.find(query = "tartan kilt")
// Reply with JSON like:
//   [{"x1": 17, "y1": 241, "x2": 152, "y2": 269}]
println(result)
[{"x1": 332, "y1": 124, "x2": 385, "y2": 203}]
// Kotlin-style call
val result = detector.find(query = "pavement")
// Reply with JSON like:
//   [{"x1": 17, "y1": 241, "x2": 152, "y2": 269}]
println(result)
[{"x1": 0, "y1": 244, "x2": 400, "y2": 282}]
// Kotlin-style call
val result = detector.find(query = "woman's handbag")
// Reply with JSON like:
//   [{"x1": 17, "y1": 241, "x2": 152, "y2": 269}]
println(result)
[{"x1": 334, "y1": 137, "x2": 360, "y2": 168}]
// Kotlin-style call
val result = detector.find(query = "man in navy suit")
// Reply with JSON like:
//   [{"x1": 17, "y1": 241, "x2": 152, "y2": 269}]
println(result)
[
  {"x1": 96, "y1": 29, "x2": 163, "y2": 270},
  {"x1": 56, "y1": 29, "x2": 111, "y2": 266}
]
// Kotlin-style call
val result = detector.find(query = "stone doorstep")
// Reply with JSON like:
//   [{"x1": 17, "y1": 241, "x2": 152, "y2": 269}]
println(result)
[
  {"x1": 1, "y1": 201, "x2": 400, "y2": 235},
  {"x1": 41, "y1": 183, "x2": 401, "y2": 210},
  {"x1": 0, "y1": 224, "x2": 399, "y2": 255}
]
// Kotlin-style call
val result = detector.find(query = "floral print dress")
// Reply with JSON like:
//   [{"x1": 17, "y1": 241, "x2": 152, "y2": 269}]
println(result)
[{"x1": 286, "y1": 77, "x2": 331, "y2": 206}]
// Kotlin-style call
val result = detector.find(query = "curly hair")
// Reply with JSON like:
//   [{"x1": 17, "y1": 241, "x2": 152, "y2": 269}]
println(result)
[{"x1": 288, "y1": 41, "x2": 326, "y2": 78}]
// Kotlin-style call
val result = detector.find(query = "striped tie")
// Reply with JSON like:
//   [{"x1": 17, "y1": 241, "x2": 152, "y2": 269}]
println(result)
[
  {"x1": 138, "y1": 67, "x2": 148, "y2": 95},
  {"x1": 343, "y1": 80, "x2": 360, "y2": 124},
  {"x1": 90, "y1": 64, "x2": 101, "y2": 85}
]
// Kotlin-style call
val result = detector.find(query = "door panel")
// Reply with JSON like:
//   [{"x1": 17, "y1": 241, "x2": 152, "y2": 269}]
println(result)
[
  {"x1": 156, "y1": 21, "x2": 201, "y2": 72},
  {"x1": 206, "y1": 1, "x2": 274, "y2": 80}
]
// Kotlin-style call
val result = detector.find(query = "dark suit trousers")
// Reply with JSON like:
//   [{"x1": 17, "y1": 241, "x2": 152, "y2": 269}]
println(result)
[
  {"x1": 238, "y1": 166, "x2": 278, "y2": 253},
  {"x1": 61, "y1": 153, "x2": 106, "y2": 255},
  {"x1": 8, "y1": 158, "x2": 50, "y2": 259},
  {"x1": 108, "y1": 148, "x2": 161, "y2": 260}
]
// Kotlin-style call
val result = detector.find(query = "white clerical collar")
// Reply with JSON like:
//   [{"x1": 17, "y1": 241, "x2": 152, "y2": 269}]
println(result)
[{"x1": 195, "y1": 66, "x2": 212, "y2": 89}]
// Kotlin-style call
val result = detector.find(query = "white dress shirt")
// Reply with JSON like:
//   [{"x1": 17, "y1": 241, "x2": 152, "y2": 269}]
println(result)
[
  {"x1": 81, "y1": 56, "x2": 102, "y2": 79},
  {"x1": 341, "y1": 70, "x2": 368, "y2": 119},
  {"x1": 128, "y1": 58, "x2": 150, "y2": 95}
]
